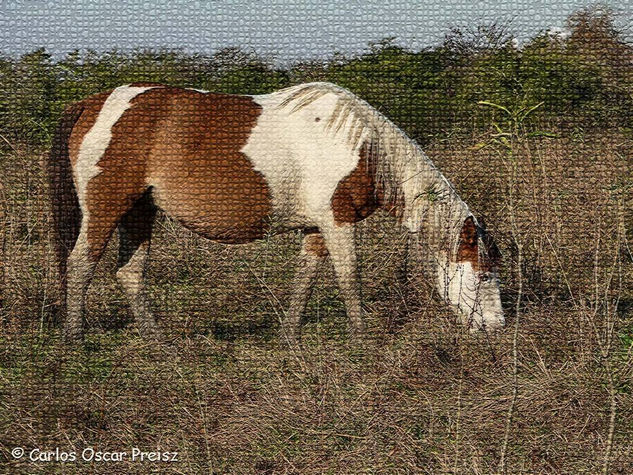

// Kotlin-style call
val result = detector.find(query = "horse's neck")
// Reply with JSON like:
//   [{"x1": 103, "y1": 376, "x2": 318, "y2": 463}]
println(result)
[
  {"x1": 395, "y1": 152, "x2": 470, "y2": 258},
  {"x1": 418, "y1": 194, "x2": 470, "y2": 258}
]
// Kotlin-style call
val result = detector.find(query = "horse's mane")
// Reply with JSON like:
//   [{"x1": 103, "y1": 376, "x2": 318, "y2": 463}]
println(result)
[{"x1": 273, "y1": 82, "x2": 470, "y2": 237}]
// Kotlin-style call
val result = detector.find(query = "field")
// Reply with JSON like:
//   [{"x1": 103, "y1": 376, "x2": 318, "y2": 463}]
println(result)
[{"x1": 1, "y1": 126, "x2": 632, "y2": 473}]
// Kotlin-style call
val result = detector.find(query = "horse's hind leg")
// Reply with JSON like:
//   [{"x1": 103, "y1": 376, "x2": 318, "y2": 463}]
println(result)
[
  {"x1": 116, "y1": 194, "x2": 159, "y2": 338},
  {"x1": 282, "y1": 232, "x2": 328, "y2": 345},
  {"x1": 65, "y1": 232, "x2": 98, "y2": 340},
  {"x1": 65, "y1": 220, "x2": 118, "y2": 341}
]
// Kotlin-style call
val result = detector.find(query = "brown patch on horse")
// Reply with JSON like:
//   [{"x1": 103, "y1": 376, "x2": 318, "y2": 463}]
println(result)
[
  {"x1": 332, "y1": 141, "x2": 382, "y2": 224},
  {"x1": 143, "y1": 88, "x2": 271, "y2": 243},
  {"x1": 80, "y1": 88, "x2": 172, "y2": 257},
  {"x1": 304, "y1": 233, "x2": 328, "y2": 257},
  {"x1": 70, "y1": 85, "x2": 272, "y2": 259},
  {"x1": 456, "y1": 216, "x2": 480, "y2": 269}
]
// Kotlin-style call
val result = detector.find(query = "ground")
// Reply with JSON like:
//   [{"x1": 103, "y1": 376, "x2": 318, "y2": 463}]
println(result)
[{"x1": 0, "y1": 130, "x2": 632, "y2": 473}]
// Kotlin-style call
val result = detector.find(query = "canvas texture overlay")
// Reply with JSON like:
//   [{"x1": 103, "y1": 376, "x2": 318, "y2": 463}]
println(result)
[{"x1": 0, "y1": 2, "x2": 632, "y2": 473}]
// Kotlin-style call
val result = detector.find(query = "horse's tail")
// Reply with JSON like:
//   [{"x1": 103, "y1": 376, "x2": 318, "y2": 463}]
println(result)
[{"x1": 48, "y1": 102, "x2": 84, "y2": 301}]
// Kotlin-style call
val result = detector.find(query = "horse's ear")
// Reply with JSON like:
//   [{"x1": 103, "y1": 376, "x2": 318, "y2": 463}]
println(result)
[
  {"x1": 477, "y1": 216, "x2": 503, "y2": 267},
  {"x1": 457, "y1": 216, "x2": 478, "y2": 262},
  {"x1": 487, "y1": 238, "x2": 502, "y2": 266}
]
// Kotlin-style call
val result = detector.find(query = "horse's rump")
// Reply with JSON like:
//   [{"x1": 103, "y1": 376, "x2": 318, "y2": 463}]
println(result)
[{"x1": 69, "y1": 86, "x2": 275, "y2": 247}]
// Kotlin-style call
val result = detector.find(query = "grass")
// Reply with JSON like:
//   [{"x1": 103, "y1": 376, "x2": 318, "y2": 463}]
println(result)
[{"x1": 0, "y1": 128, "x2": 632, "y2": 473}]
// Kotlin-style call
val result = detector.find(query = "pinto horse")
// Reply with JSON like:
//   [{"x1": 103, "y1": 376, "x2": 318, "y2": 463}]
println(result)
[{"x1": 48, "y1": 82, "x2": 504, "y2": 342}]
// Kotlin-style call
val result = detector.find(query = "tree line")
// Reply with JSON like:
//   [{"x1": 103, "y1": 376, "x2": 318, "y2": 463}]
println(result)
[{"x1": 0, "y1": 6, "x2": 630, "y2": 147}]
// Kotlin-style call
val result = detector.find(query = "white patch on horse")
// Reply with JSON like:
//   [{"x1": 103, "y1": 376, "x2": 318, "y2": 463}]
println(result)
[
  {"x1": 74, "y1": 85, "x2": 157, "y2": 216},
  {"x1": 438, "y1": 259, "x2": 478, "y2": 317},
  {"x1": 243, "y1": 89, "x2": 366, "y2": 228},
  {"x1": 437, "y1": 257, "x2": 504, "y2": 331},
  {"x1": 268, "y1": 82, "x2": 469, "y2": 233},
  {"x1": 477, "y1": 271, "x2": 505, "y2": 330}
]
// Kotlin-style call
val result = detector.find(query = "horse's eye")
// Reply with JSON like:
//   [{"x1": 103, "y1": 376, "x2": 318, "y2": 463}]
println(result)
[{"x1": 480, "y1": 273, "x2": 490, "y2": 282}]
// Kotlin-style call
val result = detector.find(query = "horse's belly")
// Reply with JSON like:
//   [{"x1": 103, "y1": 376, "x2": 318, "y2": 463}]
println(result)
[{"x1": 150, "y1": 173, "x2": 274, "y2": 243}]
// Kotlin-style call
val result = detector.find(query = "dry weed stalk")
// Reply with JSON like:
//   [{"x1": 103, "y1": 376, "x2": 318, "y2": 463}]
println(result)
[{"x1": 477, "y1": 99, "x2": 534, "y2": 473}]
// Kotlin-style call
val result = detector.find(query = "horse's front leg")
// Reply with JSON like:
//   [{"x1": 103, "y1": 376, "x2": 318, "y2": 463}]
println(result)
[
  {"x1": 320, "y1": 223, "x2": 365, "y2": 338},
  {"x1": 282, "y1": 233, "x2": 327, "y2": 345}
]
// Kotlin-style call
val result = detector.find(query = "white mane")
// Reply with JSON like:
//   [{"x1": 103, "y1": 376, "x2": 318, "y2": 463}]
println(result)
[{"x1": 274, "y1": 82, "x2": 472, "y2": 253}]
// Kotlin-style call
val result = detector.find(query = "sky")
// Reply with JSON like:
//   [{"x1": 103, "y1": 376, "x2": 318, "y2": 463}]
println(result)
[{"x1": 1, "y1": 0, "x2": 632, "y2": 64}]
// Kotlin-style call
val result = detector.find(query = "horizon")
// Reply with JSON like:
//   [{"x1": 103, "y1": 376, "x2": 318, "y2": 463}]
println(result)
[{"x1": 1, "y1": 1, "x2": 632, "y2": 65}]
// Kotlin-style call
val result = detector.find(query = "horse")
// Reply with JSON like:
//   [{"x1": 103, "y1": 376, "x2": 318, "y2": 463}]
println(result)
[{"x1": 48, "y1": 81, "x2": 504, "y2": 343}]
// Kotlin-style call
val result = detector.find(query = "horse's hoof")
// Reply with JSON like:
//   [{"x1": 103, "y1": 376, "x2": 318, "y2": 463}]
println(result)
[
  {"x1": 283, "y1": 335, "x2": 301, "y2": 348},
  {"x1": 280, "y1": 328, "x2": 301, "y2": 348},
  {"x1": 137, "y1": 321, "x2": 162, "y2": 341},
  {"x1": 349, "y1": 321, "x2": 366, "y2": 339},
  {"x1": 62, "y1": 325, "x2": 85, "y2": 343}
]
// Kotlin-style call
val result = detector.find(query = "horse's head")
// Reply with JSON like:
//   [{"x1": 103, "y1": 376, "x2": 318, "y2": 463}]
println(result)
[{"x1": 437, "y1": 215, "x2": 504, "y2": 332}]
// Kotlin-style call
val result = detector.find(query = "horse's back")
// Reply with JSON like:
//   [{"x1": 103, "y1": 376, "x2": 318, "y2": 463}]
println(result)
[{"x1": 66, "y1": 82, "x2": 382, "y2": 247}]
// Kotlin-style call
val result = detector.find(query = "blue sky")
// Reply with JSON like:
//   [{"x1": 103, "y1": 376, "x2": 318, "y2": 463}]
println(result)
[{"x1": 1, "y1": 0, "x2": 631, "y2": 64}]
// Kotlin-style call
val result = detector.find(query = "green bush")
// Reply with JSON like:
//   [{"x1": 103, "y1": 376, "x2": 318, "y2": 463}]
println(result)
[{"x1": 0, "y1": 7, "x2": 630, "y2": 148}]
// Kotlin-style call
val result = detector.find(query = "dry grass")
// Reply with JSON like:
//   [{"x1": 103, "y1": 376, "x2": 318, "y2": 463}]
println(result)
[{"x1": 0, "y1": 129, "x2": 632, "y2": 473}]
